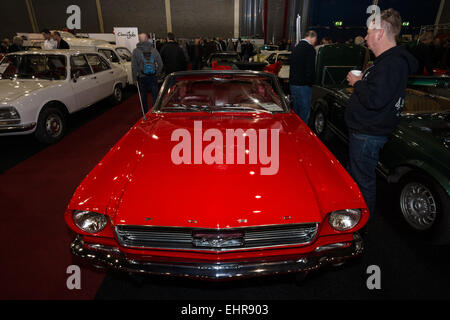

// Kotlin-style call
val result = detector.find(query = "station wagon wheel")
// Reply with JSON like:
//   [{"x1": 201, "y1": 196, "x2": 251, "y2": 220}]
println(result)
[
  {"x1": 398, "y1": 172, "x2": 450, "y2": 244},
  {"x1": 34, "y1": 105, "x2": 67, "y2": 144},
  {"x1": 45, "y1": 114, "x2": 63, "y2": 138},
  {"x1": 109, "y1": 84, "x2": 123, "y2": 105}
]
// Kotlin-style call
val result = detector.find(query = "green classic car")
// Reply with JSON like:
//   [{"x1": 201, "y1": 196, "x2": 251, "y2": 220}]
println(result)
[{"x1": 310, "y1": 44, "x2": 450, "y2": 244}]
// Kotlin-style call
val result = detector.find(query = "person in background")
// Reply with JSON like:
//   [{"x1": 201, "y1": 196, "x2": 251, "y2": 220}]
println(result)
[
  {"x1": 220, "y1": 38, "x2": 227, "y2": 51},
  {"x1": 236, "y1": 38, "x2": 242, "y2": 58},
  {"x1": 354, "y1": 35, "x2": 371, "y2": 67},
  {"x1": 146, "y1": 33, "x2": 154, "y2": 47},
  {"x1": 179, "y1": 39, "x2": 190, "y2": 64},
  {"x1": 278, "y1": 38, "x2": 287, "y2": 50},
  {"x1": 432, "y1": 37, "x2": 444, "y2": 69},
  {"x1": 345, "y1": 8, "x2": 418, "y2": 215},
  {"x1": 242, "y1": 40, "x2": 254, "y2": 61},
  {"x1": 412, "y1": 31, "x2": 434, "y2": 75},
  {"x1": 190, "y1": 37, "x2": 204, "y2": 70},
  {"x1": 155, "y1": 38, "x2": 164, "y2": 52},
  {"x1": 204, "y1": 38, "x2": 218, "y2": 58},
  {"x1": 0, "y1": 38, "x2": 10, "y2": 53},
  {"x1": 212, "y1": 37, "x2": 221, "y2": 52},
  {"x1": 8, "y1": 36, "x2": 25, "y2": 52},
  {"x1": 52, "y1": 32, "x2": 70, "y2": 49},
  {"x1": 354, "y1": 36, "x2": 365, "y2": 46},
  {"x1": 132, "y1": 33, "x2": 163, "y2": 113},
  {"x1": 160, "y1": 32, "x2": 187, "y2": 75},
  {"x1": 320, "y1": 36, "x2": 333, "y2": 45},
  {"x1": 289, "y1": 30, "x2": 317, "y2": 123},
  {"x1": 41, "y1": 29, "x2": 57, "y2": 49},
  {"x1": 227, "y1": 38, "x2": 235, "y2": 51},
  {"x1": 286, "y1": 39, "x2": 294, "y2": 51}
]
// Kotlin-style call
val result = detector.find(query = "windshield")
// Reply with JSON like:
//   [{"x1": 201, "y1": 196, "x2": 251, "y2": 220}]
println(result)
[
  {"x1": 277, "y1": 54, "x2": 291, "y2": 65},
  {"x1": 0, "y1": 54, "x2": 67, "y2": 80},
  {"x1": 210, "y1": 54, "x2": 240, "y2": 64},
  {"x1": 116, "y1": 47, "x2": 132, "y2": 61},
  {"x1": 262, "y1": 45, "x2": 278, "y2": 51},
  {"x1": 343, "y1": 87, "x2": 450, "y2": 115},
  {"x1": 402, "y1": 89, "x2": 450, "y2": 114},
  {"x1": 155, "y1": 72, "x2": 287, "y2": 113}
]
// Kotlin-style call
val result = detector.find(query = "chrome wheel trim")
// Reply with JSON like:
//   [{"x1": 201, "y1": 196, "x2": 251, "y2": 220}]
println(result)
[
  {"x1": 114, "y1": 86, "x2": 122, "y2": 101},
  {"x1": 400, "y1": 182, "x2": 437, "y2": 230},
  {"x1": 314, "y1": 111, "x2": 325, "y2": 134},
  {"x1": 45, "y1": 114, "x2": 63, "y2": 138}
]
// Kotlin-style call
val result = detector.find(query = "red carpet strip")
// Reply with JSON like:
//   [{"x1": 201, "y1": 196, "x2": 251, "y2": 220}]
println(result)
[{"x1": 0, "y1": 94, "x2": 142, "y2": 299}]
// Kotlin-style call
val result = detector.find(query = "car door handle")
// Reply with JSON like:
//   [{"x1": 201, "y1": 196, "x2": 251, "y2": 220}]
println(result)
[
  {"x1": 109, "y1": 71, "x2": 114, "y2": 74},
  {"x1": 91, "y1": 76, "x2": 97, "y2": 80}
]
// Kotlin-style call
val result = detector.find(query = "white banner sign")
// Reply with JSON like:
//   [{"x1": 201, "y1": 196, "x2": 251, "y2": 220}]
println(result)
[{"x1": 113, "y1": 27, "x2": 139, "y2": 52}]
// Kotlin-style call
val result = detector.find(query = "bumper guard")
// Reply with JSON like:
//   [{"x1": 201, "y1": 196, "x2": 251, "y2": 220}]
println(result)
[{"x1": 70, "y1": 234, "x2": 363, "y2": 280}]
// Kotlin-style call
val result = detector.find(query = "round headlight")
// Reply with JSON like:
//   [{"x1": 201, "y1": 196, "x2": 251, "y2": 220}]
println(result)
[
  {"x1": 73, "y1": 210, "x2": 107, "y2": 233},
  {"x1": 328, "y1": 209, "x2": 361, "y2": 231}
]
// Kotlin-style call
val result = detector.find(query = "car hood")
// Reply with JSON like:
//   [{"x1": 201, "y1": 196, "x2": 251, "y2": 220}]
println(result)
[
  {"x1": 402, "y1": 112, "x2": 450, "y2": 147},
  {"x1": 0, "y1": 79, "x2": 56, "y2": 103},
  {"x1": 70, "y1": 113, "x2": 365, "y2": 229}
]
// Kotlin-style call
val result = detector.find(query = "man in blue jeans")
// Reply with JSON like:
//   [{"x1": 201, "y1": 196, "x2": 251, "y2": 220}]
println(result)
[
  {"x1": 345, "y1": 9, "x2": 418, "y2": 214},
  {"x1": 289, "y1": 30, "x2": 317, "y2": 123},
  {"x1": 132, "y1": 34, "x2": 163, "y2": 113}
]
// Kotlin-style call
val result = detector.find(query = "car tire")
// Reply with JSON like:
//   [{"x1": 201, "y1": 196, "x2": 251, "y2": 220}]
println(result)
[
  {"x1": 311, "y1": 103, "x2": 332, "y2": 142},
  {"x1": 397, "y1": 172, "x2": 450, "y2": 244},
  {"x1": 109, "y1": 84, "x2": 123, "y2": 105},
  {"x1": 34, "y1": 105, "x2": 67, "y2": 144}
]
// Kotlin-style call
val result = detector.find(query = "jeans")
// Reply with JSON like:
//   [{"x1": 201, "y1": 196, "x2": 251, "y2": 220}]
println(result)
[
  {"x1": 138, "y1": 74, "x2": 158, "y2": 113},
  {"x1": 290, "y1": 85, "x2": 312, "y2": 123},
  {"x1": 347, "y1": 132, "x2": 388, "y2": 214}
]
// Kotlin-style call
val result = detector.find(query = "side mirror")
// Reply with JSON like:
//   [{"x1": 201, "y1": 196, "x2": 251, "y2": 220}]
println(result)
[
  {"x1": 72, "y1": 70, "x2": 80, "y2": 82},
  {"x1": 285, "y1": 95, "x2": 291, "y2": 106}
]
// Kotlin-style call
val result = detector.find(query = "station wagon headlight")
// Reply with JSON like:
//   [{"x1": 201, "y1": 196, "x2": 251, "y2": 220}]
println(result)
[
  {"x1": 328, "y1": 209, "x2": 361, "y2": 231},
  {"x1": 0, "y1": 107, "x2": 20, "y2": 121},
  {"x1": 73, "y1": 210, "x2": 108, "y2": 233}
]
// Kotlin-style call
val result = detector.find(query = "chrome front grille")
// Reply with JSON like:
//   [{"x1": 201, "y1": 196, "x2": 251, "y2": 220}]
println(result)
[{"x1": 115, "y1": 223, "x2": 318, "y2": 251}]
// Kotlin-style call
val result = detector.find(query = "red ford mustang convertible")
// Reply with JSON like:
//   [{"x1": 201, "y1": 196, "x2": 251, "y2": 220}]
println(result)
[{"x1": 65, "y1": 70, "x2": 368, "y2": 280}]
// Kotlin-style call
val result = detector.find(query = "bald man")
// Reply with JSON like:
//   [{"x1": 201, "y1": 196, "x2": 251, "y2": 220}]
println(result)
[{"x1": 345, "y1": 9, "x2": 418, "y2": 215}]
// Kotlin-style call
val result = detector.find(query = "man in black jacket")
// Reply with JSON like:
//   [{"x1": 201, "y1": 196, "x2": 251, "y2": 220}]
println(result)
[
  {"x1": 52, "y1": 32, "x2": 70, "y2": 49},
  {"x1": 190, "y1": 37, "x2": 204, "y2": 70},
  {"x1": 289, "y1": 30, "x2": 317, "y2": 123},
  {"x1": 160, "y1": 32, "x2": 187, "y2": 75},
  {"x1": 345, "y1": 8, "x2": 418, "y2": 214}
]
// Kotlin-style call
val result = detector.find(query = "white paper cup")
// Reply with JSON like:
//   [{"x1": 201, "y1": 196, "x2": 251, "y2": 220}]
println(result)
[{"x1": 351, "y1": 70, "x2": 362, "y2": 77}]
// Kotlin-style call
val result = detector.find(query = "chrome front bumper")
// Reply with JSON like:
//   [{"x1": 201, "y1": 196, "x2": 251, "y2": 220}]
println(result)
[
  {"x1": 0, "y1": 122, "x2": 36, "y2": 133},
  {"x1": 70, "y1": 234, "x2": 363, "y2": 280}
]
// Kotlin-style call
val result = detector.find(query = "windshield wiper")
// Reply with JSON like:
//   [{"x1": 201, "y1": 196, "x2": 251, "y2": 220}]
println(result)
[
  {"x1": 160, "y1": 104, "x2": 211, "y2": 112},
  {"x1": 210, "y1": 105, "x2": 273, "y2": 114}
]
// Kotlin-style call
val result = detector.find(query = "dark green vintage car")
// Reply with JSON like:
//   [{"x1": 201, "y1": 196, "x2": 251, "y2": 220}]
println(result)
[
  {"x1": 310, "y1": 75, "x2": 450, "y2": 244},
  {"x1": 307, "y1": 43, "x2": 450, "y2": 243}
]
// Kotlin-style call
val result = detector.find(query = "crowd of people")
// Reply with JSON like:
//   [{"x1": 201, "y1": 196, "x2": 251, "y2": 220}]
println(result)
[
  {"x1": 153, "y1": 36, "x2": 258, "y2": 69},
  {"x1": 0, "y1": 29, "x2": 70, "y2": 53}
]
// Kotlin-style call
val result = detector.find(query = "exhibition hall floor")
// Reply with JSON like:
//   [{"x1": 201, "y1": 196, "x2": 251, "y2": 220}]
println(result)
[{"x1": 1, "y1": 90, "x2": 449, "y2": 300}]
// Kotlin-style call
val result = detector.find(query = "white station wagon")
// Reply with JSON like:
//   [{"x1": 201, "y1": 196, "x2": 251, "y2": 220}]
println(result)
[
  {"x1": 0, "y1": 50, "x2": 127, "y2": 143},
  {"x1": 66, "y1": 40, "x2": 134, "y2": 85}
]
